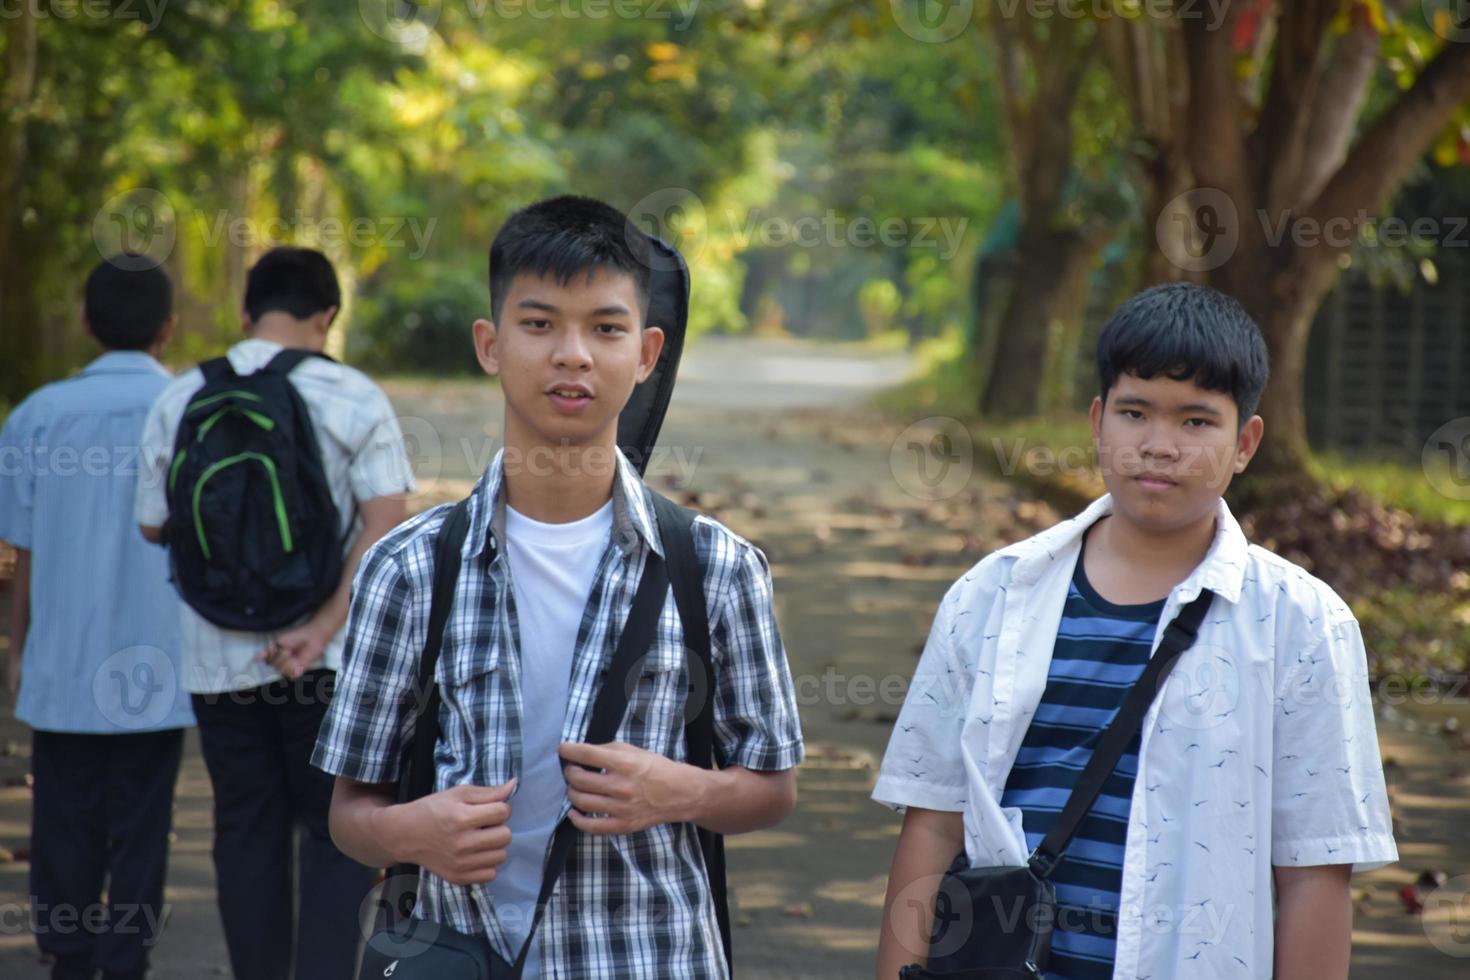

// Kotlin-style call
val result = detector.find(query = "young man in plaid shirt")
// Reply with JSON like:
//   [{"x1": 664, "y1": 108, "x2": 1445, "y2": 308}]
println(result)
[{"x1": 312, "y1": 196, "x2": 803, "y2": 979}]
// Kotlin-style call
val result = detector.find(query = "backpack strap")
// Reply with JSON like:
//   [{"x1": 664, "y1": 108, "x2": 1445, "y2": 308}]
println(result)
[
  {"x1": 384, "y1": 497, "x2": 472, "y2": 917},
  {"x1": 262, "y1": 347, "x2": 336, "y2": 376},
  {"x1": 648, "y1": 490, "x2": 733, "y2": 972},
  {"x1": 1027, "y1": 588, "x2": 1216, "y2": 879},
  {"x1": 199, "y1": 357, "x2": 236, "y2": 384}
]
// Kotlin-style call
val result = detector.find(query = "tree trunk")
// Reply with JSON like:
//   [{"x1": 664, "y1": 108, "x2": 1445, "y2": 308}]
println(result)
[
  {"x1": 1223, "y1": 241, "x2": 1344, "y2": 479},
  {"x1": 981, "y1": 224, "x2": 1106, "y2": 417},
  {"x1": 0, "y1": 10, "x2": 39, "y2": 408}
]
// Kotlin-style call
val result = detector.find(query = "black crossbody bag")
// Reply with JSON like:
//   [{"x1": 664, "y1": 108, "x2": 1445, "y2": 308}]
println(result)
[
  {"x1": 900, "y1": 589, "x2": 1215, "y2": 980},
  {"x1": 358, "y1": 492, "x2": 732, "y2": 980}
]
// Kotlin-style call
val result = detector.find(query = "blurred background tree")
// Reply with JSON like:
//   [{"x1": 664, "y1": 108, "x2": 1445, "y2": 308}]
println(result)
[{"x1": 2, "y1": 0, "x2": 1470, "y2": 500}]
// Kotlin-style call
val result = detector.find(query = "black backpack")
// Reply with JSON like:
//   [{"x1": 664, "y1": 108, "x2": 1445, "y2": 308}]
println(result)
[{"x1": 164, "y1": 348, "x2": 344, "y2": 631}]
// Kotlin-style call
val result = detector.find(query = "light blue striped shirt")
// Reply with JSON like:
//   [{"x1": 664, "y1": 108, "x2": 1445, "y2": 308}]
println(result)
[{"x1": 0, "y1": 351, "x2": 194, "y2": 733}]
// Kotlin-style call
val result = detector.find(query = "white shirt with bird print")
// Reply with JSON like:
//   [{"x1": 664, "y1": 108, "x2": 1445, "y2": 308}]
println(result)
[{"x1": 874, "y1": 493, "x2": 1398, "y2": 979}]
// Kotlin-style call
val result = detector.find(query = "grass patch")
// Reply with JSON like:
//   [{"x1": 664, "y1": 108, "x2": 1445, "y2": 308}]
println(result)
[
  {"x1": 873, "y1": 327, "x2": 978, "y2": 418},
  {"x1": 1312, "y1": 451, "x2": 1470, "y2": 528}
]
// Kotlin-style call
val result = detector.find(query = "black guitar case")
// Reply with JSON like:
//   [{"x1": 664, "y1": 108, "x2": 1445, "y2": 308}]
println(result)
[{"x1": 617, "y1": 233, "x2": 690, "y2": 475}]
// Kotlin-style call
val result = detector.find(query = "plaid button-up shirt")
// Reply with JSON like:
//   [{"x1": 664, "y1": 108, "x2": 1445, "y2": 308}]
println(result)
[{"x1": 313, "y1": 448, "x2": 803, "y2": 979}]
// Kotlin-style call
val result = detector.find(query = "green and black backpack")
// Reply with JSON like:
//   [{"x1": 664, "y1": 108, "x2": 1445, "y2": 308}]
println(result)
[{"x1": 164, "y1": 348, "x2": 344, "y2": 631}]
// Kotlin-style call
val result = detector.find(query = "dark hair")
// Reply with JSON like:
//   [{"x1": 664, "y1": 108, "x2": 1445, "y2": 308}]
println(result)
[
  {"x1": 84, "y1": 256, "x2": 173, "y2": 351},
  {"x1": 243, "y1": 247, "x2": 341, "y2": 322},
  {"x1": 1096, "y1": 282, "x2": 1270, "y2": 424},
  {"x1": 488, "y1": 196, "x2": 652, "y2": 324}
]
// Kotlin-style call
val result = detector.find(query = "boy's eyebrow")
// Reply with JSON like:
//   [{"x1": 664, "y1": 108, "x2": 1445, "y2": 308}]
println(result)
[
  {"x1": 1113, "y1": 394, "x2": 1225, "y2": 417},
  {"x1": 515, "y1": 298, "x2": 633, "y2": 318}
]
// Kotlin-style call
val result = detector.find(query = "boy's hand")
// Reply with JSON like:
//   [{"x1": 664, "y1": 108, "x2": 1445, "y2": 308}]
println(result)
[
  {"x1": 256, "y1": 619, "x2": 333, "y2": 679},
  {"x1": 391, "y1": 781, "x2": 516, "y2": 886},
  {"x1": 560, "y1": 741, "x2": 706, "y2": 835}
]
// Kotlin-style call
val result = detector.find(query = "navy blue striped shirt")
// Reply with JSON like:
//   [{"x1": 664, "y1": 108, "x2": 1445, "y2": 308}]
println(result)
[{"x1": 999, "y1": 553, "x2": 1165, "y2": 980}]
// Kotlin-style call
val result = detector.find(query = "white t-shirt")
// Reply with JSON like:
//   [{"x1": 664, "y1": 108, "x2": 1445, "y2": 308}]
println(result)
[
  {"x1": 135, "y1": 338, "x2": 417, "y2": 693},
  {"x1": 490, "y1": 498, "x2": 613, "y2": 978}
]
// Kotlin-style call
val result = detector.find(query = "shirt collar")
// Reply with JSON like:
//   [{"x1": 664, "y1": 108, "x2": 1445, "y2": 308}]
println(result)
[
  {"x1": 462, "y1": 446, "x2": 661, "y2": 562},
  {"x1": 1001, "y1": 493, "x2": 1248, "y2": 605},
  {"x1": 81, "y1": 350, "x2": 168, "y2": 376}
]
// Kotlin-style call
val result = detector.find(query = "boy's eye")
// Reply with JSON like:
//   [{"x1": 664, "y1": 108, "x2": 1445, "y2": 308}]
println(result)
[
  {"x1": 595, "y1": 322, "x2": 627, "y2": 335},
  {"x1": 1121, "y1": 409, "x2": 1144, "y2": 420},
  {"x1": 523, "y1": 319, "x2": 551, "y2": 330},
  {"x1": 1185, "y1": 418, "x2": 1211, "y2": 428}
]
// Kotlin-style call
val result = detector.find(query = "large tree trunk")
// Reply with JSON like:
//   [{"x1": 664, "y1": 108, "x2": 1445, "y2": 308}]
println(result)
[
  {"x1": 1158, "y1": 3, "x2": 1470, "y2": 482},
  {"x1": 0, "y1": 10, "x2": 39, "y2": 408},
  {"x1": 977, "y1": 11, "x2": 1101, "y2": 418},
  {"x1": 982, "y1": 224, "x2": 1107, "y2": 417},
  {"x1": 1227, "y1": 244, "x2": 1343, "y2": 479}
]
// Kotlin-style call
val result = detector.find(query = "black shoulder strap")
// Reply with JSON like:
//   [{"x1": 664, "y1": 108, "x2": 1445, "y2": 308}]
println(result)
[
  {"x1": 263, "y1": 347, "x2": 335, "y2": 375},
  {"x1": 648, "y1": 490, "x2": 732, "y2": 970},
  {"x1": 200, "y1": 356, "x2": 236, "y2": 384},
  {"x1": 383, "y1": 498, "x2": 472, "y2": 917},
  {"x1": 1028, "y1": 589, "x2": 1216, "y2": 878},
  {"x1": 399, "y1": 498, "x2": 472, "y2": 805}
]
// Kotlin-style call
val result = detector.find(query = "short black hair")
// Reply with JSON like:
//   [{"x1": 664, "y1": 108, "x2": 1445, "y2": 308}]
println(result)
[
  {"x1": 1096, "y1": 282, "x2": 1270, "y2": 424},
  {"x1": 84, "y1": 256, "x2": 173, "y2": 351},
  {"x1": 243, "y1": 247, "x2": 341, "y2": 322},
  {"x1": 488, "y1": 196, "x2": 652, "y2": 324}
]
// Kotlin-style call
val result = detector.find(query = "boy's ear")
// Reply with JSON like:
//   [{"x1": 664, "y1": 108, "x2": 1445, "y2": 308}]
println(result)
[
  {"x1": 240, "y1": 308, "x2": 253, "y2": 336},
  {"x1": 635, "y1": 325, "x2": 665, "y2": 385},
  {"x1": 473, "y1": 318, "x2": 500, "y2": 377},
  {"x1": 154, "y1": 314, "x2": 177, "y2": 351},
  {"x1": 1088, "y1": 395, "x2": 1104, "y2": 442},
  {"x1": 1233, "y1": 414, "x2": 1265, "y2": 473},
  {"x1": 317, "y1": 305, "x2": 339, "y2": 333}
]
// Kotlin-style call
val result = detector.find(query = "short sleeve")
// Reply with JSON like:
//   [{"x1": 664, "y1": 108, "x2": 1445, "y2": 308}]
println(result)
[
  {"x1": 134, "y1": 387, "x2": 177, "y2": 529},
  {"x1": 1271, "y1": 612, "x2": 1398, "y2": 872},
  {"x1": 0, "y1": 402, "x2": 36, "y2": 548},
  {"x1": 872, "y1": 587, "x2": 971, "y2": 813},
  {"x1": 707, "y1": 541, "x2": 804, "y2": 772},
  {"x1": 347, "y1": 386, "x2": 416, "y2": 502},
  {"x1": 311, "y1": 540, "x2": 424, "y2": 783}
]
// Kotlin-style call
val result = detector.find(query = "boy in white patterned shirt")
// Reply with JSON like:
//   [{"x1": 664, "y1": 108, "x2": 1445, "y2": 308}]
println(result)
[
  {"x1": 874, "y1": 283, "x2": 1396, "y2": 980},
  {"x1": 136, "y1": 247, "x2": 416, "y2": 980}
]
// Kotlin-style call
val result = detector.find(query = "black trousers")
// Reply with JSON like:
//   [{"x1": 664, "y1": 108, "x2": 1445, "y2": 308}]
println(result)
[
  {"x1": 191, "y1": 670, "x2": 374, "y2": 980},
  {"x1": 29, "y1": 727, "x2": 185, "y2": 980}
]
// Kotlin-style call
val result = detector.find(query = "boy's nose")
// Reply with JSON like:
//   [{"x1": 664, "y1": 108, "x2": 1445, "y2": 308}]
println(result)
[
  {"x1": 553, "y1": 333, "x2": 593, "y2": 369},
  {"x1": 1140, "y1": 434, "x2": 1182, "y2": 460}
]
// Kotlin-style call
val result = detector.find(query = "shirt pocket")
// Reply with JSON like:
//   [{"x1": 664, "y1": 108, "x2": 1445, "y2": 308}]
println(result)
[
  {"x1": 615, "y1": 604, "x2": 688, "y2": 760},
  {"x1": 432, "y1": 624, "x2": 511, "y2": 788}
]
